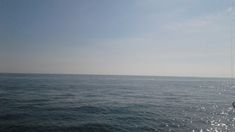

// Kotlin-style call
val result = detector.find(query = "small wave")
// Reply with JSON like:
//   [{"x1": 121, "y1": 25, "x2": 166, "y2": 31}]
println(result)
[
  {"x1": 0, "y1": 123, "x2": 128, "y2": 132},
  {"x1": 0, "y1": 113, "x2": 28, "y2": 120},
  {"x1": 63, "y1": 123, "x2": 128, "y2": 132},
  {"x1": 73, "y1": 106, "x2": 108, "y2": 113}
]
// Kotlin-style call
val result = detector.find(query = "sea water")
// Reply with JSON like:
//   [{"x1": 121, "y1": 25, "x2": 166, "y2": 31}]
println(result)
[{"x1": 0, "y1": 73, "x2": 235, "y2": 132}]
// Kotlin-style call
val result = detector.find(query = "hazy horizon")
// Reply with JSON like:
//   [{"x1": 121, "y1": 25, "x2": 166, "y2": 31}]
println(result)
[{"x1": 1, "y1": 0, "x2": 235, "y2": 77}]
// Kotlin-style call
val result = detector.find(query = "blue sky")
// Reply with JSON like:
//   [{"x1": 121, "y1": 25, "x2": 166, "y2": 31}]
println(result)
[{"x1": 0, "y1": 0, "x2": 235, "y2": 77}]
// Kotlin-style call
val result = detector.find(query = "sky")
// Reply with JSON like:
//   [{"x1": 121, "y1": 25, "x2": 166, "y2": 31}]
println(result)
[{"x1": 0, "y1": 0, "x2": 235, "y2": 77}]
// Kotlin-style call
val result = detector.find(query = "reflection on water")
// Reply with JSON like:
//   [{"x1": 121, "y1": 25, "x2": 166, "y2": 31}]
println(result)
[{"x1": 0, "y1": 74, "x2": 235, "y2": 132}]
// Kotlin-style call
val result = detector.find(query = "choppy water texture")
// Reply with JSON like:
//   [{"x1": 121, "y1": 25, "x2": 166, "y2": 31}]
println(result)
[{"x1": 1, "y1": 74, "x2": 235, "y2": 132}]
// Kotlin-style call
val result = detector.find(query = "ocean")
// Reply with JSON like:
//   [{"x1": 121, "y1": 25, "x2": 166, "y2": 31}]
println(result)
[{"x1": 0, "y1": 73, "x2": 235, "y2": 132}]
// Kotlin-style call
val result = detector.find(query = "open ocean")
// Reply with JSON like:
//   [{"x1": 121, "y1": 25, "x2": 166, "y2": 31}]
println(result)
[{"x1": 0, "y1": 73, "x2": 235, "y2": 132}]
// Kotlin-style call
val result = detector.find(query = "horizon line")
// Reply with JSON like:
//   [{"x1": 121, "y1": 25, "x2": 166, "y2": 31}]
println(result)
[{"x1": 0, "y1": 72, "x2": 233, "y2": 79}]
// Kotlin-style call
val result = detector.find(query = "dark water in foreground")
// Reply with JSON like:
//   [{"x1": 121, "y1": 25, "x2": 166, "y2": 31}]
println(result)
[{"x1": 0, "y1": 74, "x2": 235, "y2": 132}]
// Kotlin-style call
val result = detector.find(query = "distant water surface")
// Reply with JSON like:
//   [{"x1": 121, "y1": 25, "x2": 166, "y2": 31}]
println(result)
[{"x1": 0, "y1": 73, "x2": 235, "y2": 132}]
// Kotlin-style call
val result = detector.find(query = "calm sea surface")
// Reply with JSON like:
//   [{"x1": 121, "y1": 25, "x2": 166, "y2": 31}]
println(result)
[{"x1": 0, "y1": 73, "x2": 235, "y2": 132}]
